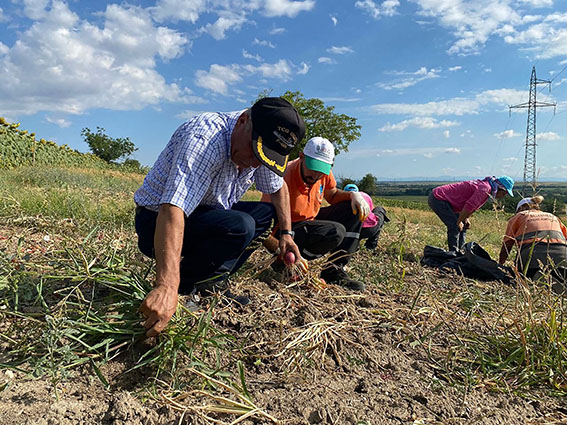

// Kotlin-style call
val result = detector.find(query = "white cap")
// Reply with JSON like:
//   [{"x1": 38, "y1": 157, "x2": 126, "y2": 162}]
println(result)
[
  {"x1": 516, "y1": 197, "x2": 532, "y2": 212},
  {"x1": 302, "y1": 137, "x2": 335, "y2": 175}
]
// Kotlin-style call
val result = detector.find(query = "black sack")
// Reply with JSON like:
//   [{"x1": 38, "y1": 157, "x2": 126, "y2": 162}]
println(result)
[
  {"x1": 421, "y1": 242, "x2": 514, "y2": 284},
  {"x1": 420, "y1": 245, "x2": 462, "y2": 268},
  {"x1": 463, "y1": 242, "x2": 514, "y2": 284}
]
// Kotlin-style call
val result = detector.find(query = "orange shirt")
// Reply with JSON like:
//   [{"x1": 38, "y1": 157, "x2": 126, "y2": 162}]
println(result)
[
  {"x1": 504, "y1": 210, "x2": 567, "y2": 247},
  {"x1": 261, "y1": 158, "x2": 337, "y2": 222}
]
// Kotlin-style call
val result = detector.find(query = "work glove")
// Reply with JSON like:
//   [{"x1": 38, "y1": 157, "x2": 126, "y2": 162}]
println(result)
[{"x1": 350, "y1": 192, "x2": 370, "y2": 222}]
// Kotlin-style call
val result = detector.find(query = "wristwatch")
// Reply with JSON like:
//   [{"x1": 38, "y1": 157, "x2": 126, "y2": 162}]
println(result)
[{"x1": 280, "y1": 229, "x2": 295, "y2": 238}]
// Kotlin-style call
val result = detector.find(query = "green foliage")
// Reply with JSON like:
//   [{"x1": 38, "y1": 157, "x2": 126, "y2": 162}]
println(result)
[
  {"x1": 257, "y1": 90, "x2": 361, "y2": 160},
  {"x1": 81, "y1": 126, "x2": 137, "y2": 163},
  {"x1": 357, "y1": 173, "x2": 379, "y2": 195},
  {"x1": 0, "y1": 118, "x2": 110, "y2": 170}
]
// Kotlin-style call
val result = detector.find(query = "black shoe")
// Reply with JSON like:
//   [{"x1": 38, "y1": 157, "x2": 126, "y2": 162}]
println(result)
[
  {"x1": 321, "y1": 266, "x2": 365, "y2": 291},
  {"x1": 222, "y1": 289, "x2": 250, "y2": 306}
]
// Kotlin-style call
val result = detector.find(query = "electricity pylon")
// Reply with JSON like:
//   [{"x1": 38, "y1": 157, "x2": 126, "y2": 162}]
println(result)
[{"x1": 509, "y1": 66, "x2": 556, "y2": 195}]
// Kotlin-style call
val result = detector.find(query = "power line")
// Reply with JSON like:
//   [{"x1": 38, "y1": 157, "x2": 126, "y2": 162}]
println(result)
[{"x1": 509, "y1": 66, "x2": 557, "y2": 195}]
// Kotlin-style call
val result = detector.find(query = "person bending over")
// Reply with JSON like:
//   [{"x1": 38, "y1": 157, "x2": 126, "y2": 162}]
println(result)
[{"x1": 262, "y1": 137, "x2": 370, "y2": 291}]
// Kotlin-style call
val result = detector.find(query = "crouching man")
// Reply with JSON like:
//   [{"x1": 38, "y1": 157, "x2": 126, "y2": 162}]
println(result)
[
  {"x1": 262, "y1": 137, "x2": 370, "y2": 291},
  {"x1": 134, "y1": 97, "x2": 304, "y2": 336}
]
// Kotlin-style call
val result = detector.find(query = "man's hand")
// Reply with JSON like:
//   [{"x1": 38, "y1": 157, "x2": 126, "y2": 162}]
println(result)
[
  {"x1": 464, "y1": 218, "x2": 471, "y2": 229},
  {"x1": 457, "y1": 220, "x2": 464, "y2": 232},
  {"x1": 350, "y1": 192, "x2": 370, "y2": 221},
  {"x1": 278, "y1": 234, "x2": 301, "y2": 262},
  {"x1": 139, "y1": 285, "x2": 178, "y2": 337}
]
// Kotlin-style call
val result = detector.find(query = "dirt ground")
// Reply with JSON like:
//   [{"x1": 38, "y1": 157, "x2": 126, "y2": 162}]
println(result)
[{"x1": 1, "y1": 226, "x2": 566, "y2": 425}]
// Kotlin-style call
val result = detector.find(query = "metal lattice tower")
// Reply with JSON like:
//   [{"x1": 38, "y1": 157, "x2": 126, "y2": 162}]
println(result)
[{"x1": 509, "y1": 66, "x2": 556, "y2": 195}]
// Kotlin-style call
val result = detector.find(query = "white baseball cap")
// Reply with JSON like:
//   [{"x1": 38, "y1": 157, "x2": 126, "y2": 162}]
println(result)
[{"x1": 303, "y1": 137, "x2": 335, "y2": 175}]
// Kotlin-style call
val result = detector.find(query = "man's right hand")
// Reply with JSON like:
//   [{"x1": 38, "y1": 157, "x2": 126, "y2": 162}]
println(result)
[{"x1": 139, "y1": 285, "x2": 178, "y2": 337}]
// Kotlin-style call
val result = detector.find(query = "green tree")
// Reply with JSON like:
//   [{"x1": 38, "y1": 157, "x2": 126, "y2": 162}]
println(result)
[
  {"x1": 357, "y1": 173, "x2": 379, "y2": 195},
  {"x1": 81, "y1": 127, "x2": 137, "y2": 163},
  {"x1": 256, "y1": 90, "x2": 361, "y2": 160},
  {"x1": 336, "y1": 176, "x2": 357, "y2": 191}
]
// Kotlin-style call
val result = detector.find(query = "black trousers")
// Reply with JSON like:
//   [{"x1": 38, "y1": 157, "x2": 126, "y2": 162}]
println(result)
[
  {"x1": 291, "y1": 201, "x2": 362, "y2": 266},
  {"x1": 135, "y1": 202, "x2": 275, "y2": 293},
  {"x1": 359, "y1": 205, "x2": 389, "y2": 249}
]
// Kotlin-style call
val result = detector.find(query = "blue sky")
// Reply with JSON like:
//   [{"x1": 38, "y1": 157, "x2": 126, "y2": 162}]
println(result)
[{"x1": 1, "y1": 0, "x2": 566, "y2": 180}]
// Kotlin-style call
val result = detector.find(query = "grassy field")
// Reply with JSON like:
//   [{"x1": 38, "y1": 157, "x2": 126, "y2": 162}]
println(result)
[{"x1": 1, "y1": 165, "x2": 567, "y2": 424}]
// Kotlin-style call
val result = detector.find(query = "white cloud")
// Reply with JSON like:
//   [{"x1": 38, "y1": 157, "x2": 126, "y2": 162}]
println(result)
[
  {"x1": 243, "y1": 59, "x2": 294, "y2": 80},
  {"x1": 151, "y1": 0, "x2": 206, "y2": 23},
  {"x1": 0, "y1": 1, "x2": 190, "y2": 116},
  {"x1": 379, "y1": 117, "x2": 459, "y2": 132},
  {"x1": 243, "y1": 49, "x2": 263, "y2": 62},
  {"x1": 21, "y1": 0, "x2": 50, "y2": 20},
  {"x1": 195, "y1": 60, "x2": 296, "y2": 94},
  {"x1": 45, "y1": 116, "x2": 71, "y2": 128},
  {"x1": 331, "y1": 15, "x2": 338, "y2": 26},
  {"x1": 355, "y1": 0, "x2": 400, "y2": 18},
  {"x1": 538, "y1": 131, "x2": 560, "y2": 140},
  {"x1": 413, "y1": 1, "x2": 567, "y2": 58},
  {"x1": 297, "y1": 62, "x2": 310, "y2": 75},
  {"x1": 423, "y1": 152, "x2": 434, "y2": 158},
  {"x1": 253, "y1": 38, "x2": 275, "y2": 48},
  {"x1": 378, "y1": 67, "x2": 440, "y2": 90},
  {"x1": 517, "y1": 0, "x2": 553, "y2": 6},
  {"x1": 443, "y1": 130, "x2": 450, "y2": 138},
  {"x1": 262, "y1": 0, "x2": 315, "y2": 17},
  {"x1": 318, "y1": 57, "x2": 337, "y2": 64},
  {"x1": 0, "y1": 8, "x2": 6, "y2": 23},
  {"x1": 445, "y1": 147, "x2": 461, "y2": 154},
  {"x1": 270, "y1": 27, "x2": 286, "y2": 35},
  {"x1": 448, "y1": 66, "x2": 462, "y2": 71},
  {"x1": 370, "y1": 88, "x2": 529, "y2": 116},
  {"x1": 200, "y1": 12, "x2": 247, "y2": 40},
  {"x1": 327, "y1": 46, "x2": 354, "y2": 55},
  {"x1": 494, "y1": 129, "x2": 521, "y2": 138},
  {"x1": 413, "y1": 0, "x2": 522, "y2": 55},
  {"x1": 503, "y1": 157, "x2": 518, "y2": 162},
  {"x1": 195, "y1": 64, "x2": 242, "y2": 95},
  {"x1": 0, "y1": 42, "x2": 8, "y2": 56}
]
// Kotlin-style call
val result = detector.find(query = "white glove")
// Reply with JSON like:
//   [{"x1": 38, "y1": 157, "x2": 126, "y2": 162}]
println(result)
[{"x1": 350, "y1": 192, "x2": 370, "y2": 222}]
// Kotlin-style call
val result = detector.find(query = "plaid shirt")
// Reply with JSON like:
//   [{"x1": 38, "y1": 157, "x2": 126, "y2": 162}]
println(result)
[{"x1": 134, "y1": 110, "x2": 283, "y2": 216}]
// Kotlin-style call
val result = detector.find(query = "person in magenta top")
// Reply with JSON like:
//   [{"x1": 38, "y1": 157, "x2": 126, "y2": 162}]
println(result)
[
  {"x1": 428, "y1": 176, "x2": 514, "y2": 251},
  {"x1": 343, "y1": 184, "x2": 389, "y2": 250}
]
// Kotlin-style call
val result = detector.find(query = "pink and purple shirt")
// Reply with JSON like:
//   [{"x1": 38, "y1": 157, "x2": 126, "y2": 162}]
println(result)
[
  {"x1": 360, "y1": 192, "x2": 379, "y2": 228},
  {"x1": 432, "y1": 180, "x2": 492, "y2": 213}
]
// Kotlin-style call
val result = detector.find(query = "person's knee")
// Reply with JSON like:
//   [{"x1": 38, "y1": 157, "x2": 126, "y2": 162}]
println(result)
[
  {"x1": 331, "y1": 223, "x2": 346, "y2": 245},
  {"x1": 229, "y1": 213, "x2": 257, "y2": 245},
  {"x1": 256, "y1": 202, "x2": 276, "y2": 229}
]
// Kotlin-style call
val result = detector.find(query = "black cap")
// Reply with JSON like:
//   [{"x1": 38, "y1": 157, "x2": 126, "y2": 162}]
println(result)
[{"x1": 251, "y1": 97, "x2": 305, "y2": 176}]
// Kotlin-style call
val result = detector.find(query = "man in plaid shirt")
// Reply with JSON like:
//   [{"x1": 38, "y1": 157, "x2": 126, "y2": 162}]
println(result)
[{"x1": 134, "y1": 97, "x2": 305, "y2": 337}]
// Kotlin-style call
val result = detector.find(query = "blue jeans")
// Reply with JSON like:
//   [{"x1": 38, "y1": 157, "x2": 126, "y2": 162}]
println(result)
[
  {"x1": 428, "y1": 192, "x2": 466, "y2": 251},
  {"x1": 135, "y1": 201, "x2": 275, "y2": 293}
]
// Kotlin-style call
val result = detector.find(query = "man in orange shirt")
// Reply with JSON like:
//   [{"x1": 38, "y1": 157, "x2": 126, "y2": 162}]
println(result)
[{"x1": 262, "y1": 137, "x2": 370, "y2": 291}]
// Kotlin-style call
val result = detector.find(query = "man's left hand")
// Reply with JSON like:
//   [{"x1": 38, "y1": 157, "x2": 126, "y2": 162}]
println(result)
[{"x1": 278, "y1": 234, "x2": 301, "y2": 262}]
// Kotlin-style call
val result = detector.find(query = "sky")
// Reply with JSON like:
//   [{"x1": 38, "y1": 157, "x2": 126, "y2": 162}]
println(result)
[{"x1": 1, "y1": 0, "x2": 567, "y2": 181}]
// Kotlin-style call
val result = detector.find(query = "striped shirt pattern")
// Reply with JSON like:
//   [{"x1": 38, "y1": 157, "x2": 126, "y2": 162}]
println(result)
[{"x1": 134, "y1": 111, "x2": 283, "y2": 217}]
